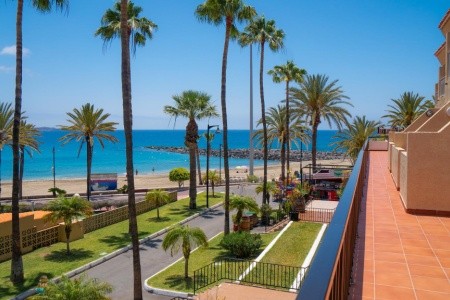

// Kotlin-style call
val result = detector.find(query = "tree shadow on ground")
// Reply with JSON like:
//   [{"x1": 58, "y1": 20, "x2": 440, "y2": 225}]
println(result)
[
  {"x1": 142, "y1": 238, "x2": 162, "y2": 248},
  {"x1": 44, "y1": 248, "x2": 94, "y2": 262},
  {"x1": 163, "y1": 274, "x2": 193, "y2": 290},
  {"x1": 146, "y1": 216, "x2": 171, "y2": 223},
  {"x1": 99, "y1": 232, "x2": 149, "y2": 249},
  {"x1": 167, "y1": 206, "x2": 193, "y2": 217}
]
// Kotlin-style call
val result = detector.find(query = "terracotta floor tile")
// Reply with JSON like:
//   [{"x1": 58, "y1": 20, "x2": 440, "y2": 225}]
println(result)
[
  {"x1": 374, "y1": 242, "x2": 403, "y2": 253},
  {"x1": 428, "y1": 239, "x2": 450, "y2": 250},
  {"x1": 415, "y1": 290, "x2": 450, "y2": 300},
  {"x1": 374, "y1": 251, "x2": 406, "y2": 263},
  {"x1": 405, "y1": 254, "x2": 441, "y2": 267},
  {"x1": 421, "y1": 225, "x2": 450, "y2": 236},
  {"x1": 401, "y1": 238, "x2": 431, "y2": 248},
  {"x1": 432, "y1": 249, "x2": 450, "y2": 260},
  {"x1": 412, "y1": 276, "x2": 450, "y2": 293},
  {"x1": 375, "y1": 285, "x2": 416, "y2": 299},
  {"x1": 399, "y1": 232, "x2": 427, "y2": 241},
  {"x1": 403, "y1": 245, "x2": 435, "y2": 256},
  {"x1": 374, "y1": 261, "x2": 409, "y2": 274},
  {"x1": 375, "y1": 272, "x2": 412, "y2": 288},
  {"x1": 437, "y1": 257, "x2": 450, "y2": 268},
  {"x1": 408, "y1": 264, "x2": 448, "y2": 279}
]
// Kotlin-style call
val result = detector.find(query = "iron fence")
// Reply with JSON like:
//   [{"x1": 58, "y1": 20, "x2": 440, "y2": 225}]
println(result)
[
  {"x1": 193, "y1": 258, "x2": 308, "y2": 294},
  {"x1": 299, "y1": 208, "x2": 335, "y2": 223}
]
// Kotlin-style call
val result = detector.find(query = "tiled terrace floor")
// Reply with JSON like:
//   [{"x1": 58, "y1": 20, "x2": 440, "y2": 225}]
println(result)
[{"x1": 349, "y1": 151, "x2": 450, "y2": 299}]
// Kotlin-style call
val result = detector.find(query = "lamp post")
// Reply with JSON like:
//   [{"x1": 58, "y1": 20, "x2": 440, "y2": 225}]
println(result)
[
  {"x1": 219, "y1": 143, "x2": 222, "y2": 184},
  {"x1": 52, "y1": 146, "x2": 56, "y2": 194},
  {"x1": 206, "y1": 124, "x2": 220, "y2": 208},
  {"x1": 300, "y1": 130, "x2": 304, "y2": 188}
]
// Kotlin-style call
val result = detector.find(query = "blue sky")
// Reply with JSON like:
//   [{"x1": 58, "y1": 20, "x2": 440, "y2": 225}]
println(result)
[{"x1": 0, "y1": 0, "x2": 448, "y2": 130}]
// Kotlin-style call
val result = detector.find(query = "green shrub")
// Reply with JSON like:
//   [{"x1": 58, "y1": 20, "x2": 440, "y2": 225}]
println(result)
[
  {"x1": 260, "y1": 203, "x2": 272, "y2": 225},
  {"x1": 117, "y1": 184, "x2": 128, "y2": 194},
  {"x1": 169, "y1": 168, "x2": 189, "y2": 188},
  {"x1": 220, "y1": 232, "x2": 263, "y2": 258},
  {"x1": 48, "y1": 187, "x2": 66, "y2": 197},
  {"x1": 247, "y1": 174, "x2": 259, "y2": 183}
]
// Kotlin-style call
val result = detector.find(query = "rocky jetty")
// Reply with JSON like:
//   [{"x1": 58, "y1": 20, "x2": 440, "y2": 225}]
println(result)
[{"x1": 146, "y1": 146, "x2": 345, "y2": 161}]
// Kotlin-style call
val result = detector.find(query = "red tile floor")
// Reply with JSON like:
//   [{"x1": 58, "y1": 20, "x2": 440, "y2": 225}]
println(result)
[{"x1": 349, "y1": 151, "x2": 450, "y2": 299}]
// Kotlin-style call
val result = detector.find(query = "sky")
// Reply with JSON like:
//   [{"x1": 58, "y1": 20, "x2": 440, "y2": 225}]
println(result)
[{"x1": 0, "y1": 0, "x2": 448, "y2": 130}]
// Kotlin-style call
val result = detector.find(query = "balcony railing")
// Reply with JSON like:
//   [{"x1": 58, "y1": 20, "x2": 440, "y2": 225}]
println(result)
[{"x1": 297, "y1": 140, "x2": 369, "y2": 299}]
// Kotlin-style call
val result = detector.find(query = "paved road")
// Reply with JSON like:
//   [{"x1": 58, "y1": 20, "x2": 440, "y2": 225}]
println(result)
[{"x1": 82, "y1": 205, "x2": 225, "y2": 299}]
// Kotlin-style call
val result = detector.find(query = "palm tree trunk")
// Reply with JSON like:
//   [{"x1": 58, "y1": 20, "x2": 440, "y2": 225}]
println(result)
[
  {"x1": 120, "y1": 1, "x2": 142, "y2": 299},
  {"x1": 19, "y1": 146, "x2": 24, "y2": 200},
  {"x1": 184, "y1": 258, "x2": 189, "y2": 279},
  {"x1": 280, "y1": 137, "x2": 285, "y2": 182},
  {"x1": 186, "y1": 119, "x2": 198, "y2": 209},
  {"x1": 65, "y1": 225, "x2": 71, "y2": 254},
  {"x1": 196, "y1": 147, "x2": 203, "y2": 185},
  {"x1": 311, "y1": 116, "x2": 320, "y2": 171},
  {"x1": 285, "y1": 81, "x2": 290, "y2": 184},
  {"x1": 86, "y1": 136, "x2": 92, "y2": 201},
  {"x1": 259, "y1": 41, "x2": 268, "y2": 205},
  {"x1": 10, "y1": 0, "x2": 24, "y2": 284},
  {"x1": 222, "y1": 17, "x2": 232, "y2": 235}
]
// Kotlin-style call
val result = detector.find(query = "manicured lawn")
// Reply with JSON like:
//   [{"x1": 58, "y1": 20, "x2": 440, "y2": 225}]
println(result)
[
  {"x1": 147, "y1": 232, "x2": 278, "y2": 293},
  {"x1": 243, "y1": 222, "x2": 323, "y2": 289},
  {"x1": 0, "y1": 192, "x2": 223, "y2": 300}
]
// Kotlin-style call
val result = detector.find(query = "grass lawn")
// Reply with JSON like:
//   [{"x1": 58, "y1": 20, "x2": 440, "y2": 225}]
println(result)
[
  {"x1": 146, "y1": 232, "x2": 279, "y2": 293},
  {"x1": 243, "y1": 222, "x2": 323, "y2": 289},
  {"x1": 0, "y1": 192, "x2": 223, "y2": 300}
]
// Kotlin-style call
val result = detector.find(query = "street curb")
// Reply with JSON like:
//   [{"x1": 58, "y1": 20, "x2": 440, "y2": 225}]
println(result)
[{"x1": 13, "y1": 202, "x2": 224, "y2": 300}]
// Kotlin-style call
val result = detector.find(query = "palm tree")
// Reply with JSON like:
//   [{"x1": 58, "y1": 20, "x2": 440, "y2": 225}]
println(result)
[
  {"x1": 253, "y1": 105, "x2": 309, "y2": 182},
  {"x1": 196, "y1": 0, "x2": 256, "y2": 234},
  {"x1": 0, "y1": 103, "x2": 13, "y2": 200},
  {"x1": 95, "y1": 0, "x2": 158, "y2": 54},
  {"x1": 268, "y1": 60, "x2": 306, "y2": 179},
  {"x1": 59, "y1": 103, "x2": 118, "y2": 201},
  {"x1": 11, "y1": 0, "x2": 69, "y2": 285},
  {"x1": 162, "y1": 225, "x2": 208, "y2": 279},
  {"x1": 44, "y1": 195, "x2": 92, "y2": 254},
  {"x1": 332, "y1": 116, "x2": 380, "y2": 164},
  {"x1": 383, "y1": 92, "x2": 429, "y2": 130},
  {"x1": 239, "y1": 16, "x2": 284, "y2": 204},
  {"x1": 202, "y1": 170, "x2": 220, "y2": 197},
  {"x1": 229, "y1": 195, "x2": 259, "y2": 231},
  {"x1": 96, "y1": 2, "x2": 157, "y2": 297},
  {"x1": 18, "y1": 120, "x2": 41, "y2": 199},
  {"x1": 32, "y1": 275, "x2": 112, "y2": 300},
  {"x1": 145, "y1": 189, "x2": 170, "y2": 220},
  {"x1": 290, "y1": 74, "x2": 352, "y2": 171},
  {"x1": 164, "y1": 90, "x2": 219, "y2": 209}
]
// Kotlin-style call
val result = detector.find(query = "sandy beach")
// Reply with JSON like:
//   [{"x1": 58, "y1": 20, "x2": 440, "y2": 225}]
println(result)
[{"x1": 1, "y1": 158, "x2": 351, "y2": 198}]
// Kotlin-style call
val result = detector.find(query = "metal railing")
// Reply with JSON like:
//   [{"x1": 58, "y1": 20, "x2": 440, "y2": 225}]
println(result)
[
  {"x1": 297, "y1": 140, "x2": 369, "y2": 299},
  {"x1": 193, "y1": 258, "x2": 308, "y2": 293},
  {"x1": 299, "y1": 208, "x2": 335, "y2": 223}
]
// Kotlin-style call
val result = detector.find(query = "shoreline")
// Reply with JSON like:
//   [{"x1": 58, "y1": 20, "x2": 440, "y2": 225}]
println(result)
[{"x1": 1, "y1": 158, "x2": 351, "y2": 198}]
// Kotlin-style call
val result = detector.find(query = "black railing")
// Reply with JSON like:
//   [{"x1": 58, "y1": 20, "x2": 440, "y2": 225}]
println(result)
[
  {"x1": 193, "y1": 258, "x2": 308, "y2": 294},
  {"x1": 299, "y1": 208, "x2": 335, "y2": 223},
  {"x1": 297, "y1": 140, "x2": 369, "y2": 299}
]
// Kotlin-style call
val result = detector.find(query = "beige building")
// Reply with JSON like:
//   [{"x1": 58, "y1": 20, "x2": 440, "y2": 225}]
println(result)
[{"x1": 388, "y1": 9, "x2": 450, "y2": 215}]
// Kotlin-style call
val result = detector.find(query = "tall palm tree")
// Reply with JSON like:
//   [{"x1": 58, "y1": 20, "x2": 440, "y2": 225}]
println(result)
[
  {"x1": 44, "y1": 195, "x2": 93, "y2": 254},
  {"x1": 96, "y1": 2, "x2": 157, "y2": 297},
  {"x1": 332, "y1": 116, "x2": 380, "y2": 164},
  {"x1": 239, "y1": 16, "x2": 284, "y2": 204},
  {"x1": 162, "y1": 225, "x2": 208, "y2": 279},
  {"x1": 18, "y1": 120, "x2": 41, "y2": 199},
  {"x1": 95, "y1": 0, "x2": 157, "y2": 54},
  {"x1": 229, "y1": 195, "x2": 259, "y2": 231},
  {"x1": 196, "y1": 0, "x2": 256, "y2": 234},
  {"x1": 11, "y1": 0, "x2": 69, "y2": 285},
  {"x1": 164, "y1": 90, "x2": 219, "y2": 209},
  {"x1": 268, "y1": 60, "x2": 306, "y2": 180},
  {"x1": 59, "y1": 103, "x2": 118, "y2": 201},
  {"x1": 202, "y1": 170, "x2": 220, "y2": 197},
  {"x1": 290, "y1": 74, "x2": 352, "y2": 171},
  {"x1": 253, "y1": 105, "x2": 309, "y2": 181},
  {"x1": 383, "y1": 91, "x2": 429, "y2": 130},
  {"x1": 0, "y1": 103, "x2": 14, "y2": 200}
]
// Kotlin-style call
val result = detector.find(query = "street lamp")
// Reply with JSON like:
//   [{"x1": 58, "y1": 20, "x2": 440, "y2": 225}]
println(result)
[
  {"x1": 206, "y1": 124, "x2": 220, "y2": 208},
  {"x1": 300, "y1": 130, "x2": 304, "y2": 188},
  {"x1": 0, "y1": 130, "x2": 7, "y2": 202}
]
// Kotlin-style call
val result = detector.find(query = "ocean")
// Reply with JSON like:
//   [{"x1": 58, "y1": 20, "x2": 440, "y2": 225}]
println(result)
[{"x1": 1, "y1": 129, "x2": 339, "y2": 181}]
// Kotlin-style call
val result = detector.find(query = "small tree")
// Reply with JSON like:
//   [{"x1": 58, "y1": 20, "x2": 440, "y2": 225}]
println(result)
[
  {"x1": 162, "y1": 225, "x2": 208, "y2": 279},
  {"x1": 145, "y1": 189, "x2": 170, "y2": 220},
  {"x1": 202, "y1": 170, "x2": 220, "y2": 197},
  {"x1": 169, "y1": 168, "x2": 189, "y2": 189},
  {"x1": 44, "y1": 195, "x2": 92, "y2": 254},
  {"x1": 229, "y1": 195, "x2": 259, "y2": 232},
  {"x1": 255, "y1": 181, "x2": 279, "y2": 202},
  {"x1": 31, "y1": 274, "x2": 112, "y2": 300}
]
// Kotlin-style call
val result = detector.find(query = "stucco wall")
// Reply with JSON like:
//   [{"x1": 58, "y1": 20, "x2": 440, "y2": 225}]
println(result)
[
  {"x1": 406, "y1": 128, "x2": 450, "y2": 212},
  {"x1": 369, "y1": 140, "x2": 389, "y2": 151},
  {"x1": 391, "y1": 146, "x2": 402, "y2": 189},
  {"x1": 399, "y1": 152, "x2": 408, "y2": 207}
]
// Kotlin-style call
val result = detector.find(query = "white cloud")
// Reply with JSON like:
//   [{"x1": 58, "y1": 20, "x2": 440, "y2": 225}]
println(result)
[
  {"x1": 1, "y1": 45, "x2": 31, "y2": 57},
  {"x1": 0, "y1": 65, "x2": 14, "y2": 73}
]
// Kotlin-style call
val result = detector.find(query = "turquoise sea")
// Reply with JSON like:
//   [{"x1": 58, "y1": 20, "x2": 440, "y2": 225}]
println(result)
[{"x1": 1, "y1": 129, "x2": 338, "y2": 181}]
